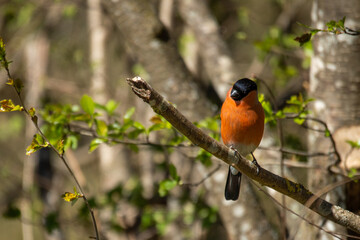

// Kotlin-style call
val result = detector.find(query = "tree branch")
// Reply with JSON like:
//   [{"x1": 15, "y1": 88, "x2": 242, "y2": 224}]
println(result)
[{"x1": 126, "y1": 76, "x2": 360, "y2": 234}]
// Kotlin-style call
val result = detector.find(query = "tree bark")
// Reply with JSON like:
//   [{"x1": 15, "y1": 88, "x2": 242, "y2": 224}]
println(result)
[
  {"x1": 300, "y1": 0, "x2": 360, "y2": 239},
  {"x1": 177, "y1": 0, "x2": 236, "y2": 100},
  {"x1": 101, "y1": 0, "x2": 211, "y2": 119}
]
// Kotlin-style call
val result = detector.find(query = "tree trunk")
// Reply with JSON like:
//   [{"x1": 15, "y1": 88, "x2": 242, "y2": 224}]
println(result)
[
  {"x1": 101, "y1": 0, "x2": 211, "y2": 119},
  {"x1": 299, "y1": 0, "x2": 360, "y2": 238}
]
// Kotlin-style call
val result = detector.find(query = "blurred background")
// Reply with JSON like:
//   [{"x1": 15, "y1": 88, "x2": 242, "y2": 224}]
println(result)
[{"x1": 1, "y1": 0, "x2": 360, "y2": 239}]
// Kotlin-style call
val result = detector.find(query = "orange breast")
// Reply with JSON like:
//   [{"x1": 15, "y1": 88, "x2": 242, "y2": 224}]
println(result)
[{"x1": 220, "y1": 90, "x2": 264, "y2": 154}]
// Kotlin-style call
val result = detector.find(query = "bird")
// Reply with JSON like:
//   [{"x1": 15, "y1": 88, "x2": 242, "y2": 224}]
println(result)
[{"x1": 220, "y1": 78, "x2": 265, "y2": 201}]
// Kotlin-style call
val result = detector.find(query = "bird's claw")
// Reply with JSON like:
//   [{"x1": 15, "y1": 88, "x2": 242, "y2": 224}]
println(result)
[
  {"x1": 230, "y1": 146, "x2": 241, "y2": 162},
  {"x1": 251, "y1": 152, "x2": 261, "y2": 175}
]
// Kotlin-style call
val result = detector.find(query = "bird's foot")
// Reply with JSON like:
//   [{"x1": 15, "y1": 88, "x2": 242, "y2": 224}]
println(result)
[
  {"x1": 251, "y1": 152, "x2": 261, "y2": 175},
  {"x1": 229, "y1": 145, "x2": 241, "y2": 163}
]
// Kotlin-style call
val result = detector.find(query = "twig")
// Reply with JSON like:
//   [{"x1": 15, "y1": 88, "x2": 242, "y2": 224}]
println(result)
[
  {"x1": 251, "y1": 180, "x2": 360, "y2": 240},
  {"x1": 68, "y1": 122, "x2": 196, "y2": 149},
  {"x1": 259, "y1": 146, "x2": 332, "y2": 158},
  {"x1": 126, "y1": 76, "x2": 360, "y2": 234},
  {"x1": 285, "y1": 114, "x2": 342, "y2": 173},
  {"x1": 182, "y1": 164, "x2": 222, "y2": 187},
  {"x1": 2, "y1": 51, "x2": 99, "y2": 239}
]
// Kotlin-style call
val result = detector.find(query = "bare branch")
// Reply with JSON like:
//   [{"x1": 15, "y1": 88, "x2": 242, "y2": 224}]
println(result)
[{"x1": 126, "y1": 76, "x2": 360, "y2": 234}]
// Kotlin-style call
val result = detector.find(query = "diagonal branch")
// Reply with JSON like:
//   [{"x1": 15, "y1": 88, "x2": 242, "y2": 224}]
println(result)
[{"x1": 126, "y1": 76, "x2": 360, "y2": 234}]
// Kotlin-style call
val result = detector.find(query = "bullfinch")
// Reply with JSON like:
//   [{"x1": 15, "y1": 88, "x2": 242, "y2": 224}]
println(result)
[{"x1": 220, "y1": 78, "x2": 265, "y2": 201}]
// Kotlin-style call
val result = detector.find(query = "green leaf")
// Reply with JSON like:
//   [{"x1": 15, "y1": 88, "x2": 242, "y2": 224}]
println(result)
[
  {"x1": 105, "y1": 100, "x2": 118, "y2": 115},
  {"x1": 275, "y1": 110, "x2": 286, "y2": 119},
  {"x1": 260, "y1": 96, "x2": 277, "y2": 124},
  {"x1": 127, "y1": 129, "x2": 145, "y2": 139},
  {"x1": 293, "y1": 117, "x2": 305, "y2": 125},
  {"x1": 89, "y1": 138, "x2": 106, "y2": 152},
  {"x1": 337, "y1": 17, "x2": 346, "y2": 29},
  {"x1": 95, "y1": 119, "x2": 108, "y2": 137},
  {"x1": 80, "y1": 95, "x2": 95, "y2": 115},
  {"x1": 133, "y1": 121, "x2": 145, "y2": 130},
  {"x1": 346, "y1": 140, "x2": 360, "y2": 149},
  {"x1": 326, "y1": 20, "x2": 336, "y2": 31},
  {"x1": 169, "y1": 164, "x2": 179, "y2": 181},
  {"x1": 64, "y1": 135, "x2": 78, "y2": 150},
  {"x1": 348, "y1": 168, "x2": 357, "y2": 178},
  {"x1": 26, "y1": 134, "x2": 49, "y2": 156},
  {"x1": 196, "y1": 149, "x2": 213, "y2": 167},
  {"x1": 324, "y1": 129, "x2": 331, "y2": 137},
  {"x1": 124, "y1": 107, "x2": 135, "y2": 121},
  {"x1": 148, "y1": 123, "x2": 165, "y2": 133},
  {"x1": 159, "y1": 179, "x2": 178, "y2": 197}
]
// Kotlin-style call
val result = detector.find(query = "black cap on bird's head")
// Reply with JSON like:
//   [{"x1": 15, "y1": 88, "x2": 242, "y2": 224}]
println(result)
[{"x1": 230, "y1": 78, "x2": 257, "y2": 101}]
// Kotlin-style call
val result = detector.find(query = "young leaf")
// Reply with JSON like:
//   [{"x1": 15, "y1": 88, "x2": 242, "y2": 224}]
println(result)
[
  {"x1": 324, "y1": 129, "x2": 331, "y2": 137},
  {"x1": 6, "y1": 78, "x2": 14, "y2": 86},
  {"x1": 80, "y1": 94, "x2": 95, "y2": 115},
  {"x1": 348, "y1": 168, "x2": 358, "y2": 182},
  {"x1": 346, "y1": 140, "x2": 360, "y2": 149},
  {"x1": 158, "y1": 179, "x2": 178, "y2": 197},
  {"x1": 28, "y1": 107, "x2": 36, "y2": 117},
  {"x1": 169, "y1": 163, "x2": 179, "y2": 181},
  {"x1": 293, "y1": 117, "x2": 305, "y2": 125},
  {"x1": 89, "y1": 138, "x2": 106, "y2": 153},
  {"x1": 26, "y1": 134, "x2": 49, "y2": 156},
  {"x1": 56, "y1": 139, "x2": 65, "y2": 156},
  {"x1": 326, "y1": 20, "x2": 337, "y2": 31},
  {"x1": 95, "y1": 119, "x2": 108, "y2": 137},
  {"x1": 64, "y1": 135, "x2": 78, "y2": 150},
  {"x1": 105, "y1": 100, "x2": 118, "y2": 115},
  {"x1": 61, "y1": 191, "x2": 82, "y2": 204},
  {"x1": 124, "y1": 107, "x2": 135, "y2": 121},
  {"x1": 0, "y1": 99, "x2": 23, "y2": 112},
  {"x1": 128, "y1": 128, "x2": 145, "y2": 139}
]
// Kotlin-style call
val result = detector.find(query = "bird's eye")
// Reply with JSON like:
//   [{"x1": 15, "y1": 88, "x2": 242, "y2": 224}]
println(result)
[{"x1": 230, "y1": 89, "x2": 241, "y2": 100}]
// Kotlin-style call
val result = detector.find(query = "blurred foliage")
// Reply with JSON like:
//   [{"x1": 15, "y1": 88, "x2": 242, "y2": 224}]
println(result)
[
  {"x1": 2, "y1": 204, "x2": 21, "y2": 219},
  {"x1": 44, "y1": 212, "x2": 60, "y2": 234},
  {"x1": 254, "y1": 26, "x2": 305, "y2": 86},
  {"x1": 1, "y1": 0, "x2": 355, "y2": 238}
]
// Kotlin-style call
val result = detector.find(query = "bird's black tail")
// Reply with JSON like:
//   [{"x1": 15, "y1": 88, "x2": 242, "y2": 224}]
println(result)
[{"x1": 224, "y1": 166, "x2": 242, "y2": 201}]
